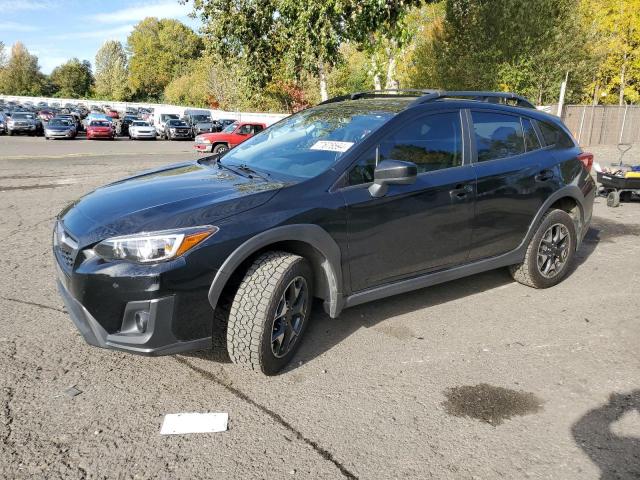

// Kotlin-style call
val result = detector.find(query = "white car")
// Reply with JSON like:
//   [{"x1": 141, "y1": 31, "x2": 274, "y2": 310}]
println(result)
[{"x1": 128, "y1": 121, "x2": 157, "y2": 140}]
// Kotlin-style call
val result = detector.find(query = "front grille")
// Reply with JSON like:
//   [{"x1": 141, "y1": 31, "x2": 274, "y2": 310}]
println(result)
[{"x1": 54, "y1": 223, "x2": 79, "y2": 273}]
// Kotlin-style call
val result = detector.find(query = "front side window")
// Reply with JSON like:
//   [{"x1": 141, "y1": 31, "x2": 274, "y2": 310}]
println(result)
[
  {"x1": 347, "y1": 111, "x2": 463, "y2": 186},
  {"x1": 378, "y1": 111, "x2": 463, "y2": 173},
  {"x1": 472, "y1": 111, "x2": 525, "y2": 162}
]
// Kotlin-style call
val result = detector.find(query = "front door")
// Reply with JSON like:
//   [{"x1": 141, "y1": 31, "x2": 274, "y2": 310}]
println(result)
[{"x1": 340, "y1": 110, "x2": 476, "y2": 293}]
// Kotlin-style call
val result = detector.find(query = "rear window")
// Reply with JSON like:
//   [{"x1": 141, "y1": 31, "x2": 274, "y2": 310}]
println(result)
[
  {"x1": 471, "y1": 111, "x2": 525, "y2": 162},
  {"x1": 537, "y1": 120, "x2": 575, "y2": 148}
]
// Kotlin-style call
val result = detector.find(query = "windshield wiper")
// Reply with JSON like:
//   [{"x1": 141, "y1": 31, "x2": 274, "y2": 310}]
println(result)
[
  {"x1": 236, "y1": 164, "x2": 270, "y2": 180},
  {"x1": 216, "y1": 160, "x2": 250, "y2": 178}
]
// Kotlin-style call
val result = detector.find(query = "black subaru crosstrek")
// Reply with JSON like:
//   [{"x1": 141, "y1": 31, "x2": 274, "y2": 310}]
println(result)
[{"x1": 54, "y1": 90, "x2": 596, "y2": 374}]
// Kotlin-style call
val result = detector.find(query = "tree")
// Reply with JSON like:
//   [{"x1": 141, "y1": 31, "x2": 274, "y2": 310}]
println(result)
[
  {"x1": 0, "y1": 42, "x2": 45, "y2": 95},
  {"x1": 193, "y1": 0, "x2": 424, "y2": 101},
  {"x1": 127, "y1": 18, "x2": 203, "y2": 100},
  {"x1": 582, "y1": 0, "x2": 640, "y2": 104},
  {"x1": 94, "y1": 40, "x2": 129, "y2": 101},
  {"x1": 400, "y1": 0, "x2": 593, "y2": 105},
  {"x1": 50, "y1": 58, "x2": 93, "y2": 98}
]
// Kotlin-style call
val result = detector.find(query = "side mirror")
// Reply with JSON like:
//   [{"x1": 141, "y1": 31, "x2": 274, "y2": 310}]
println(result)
[{"x1": 368, "y1": 160, "x2": 417, "y2": 198}]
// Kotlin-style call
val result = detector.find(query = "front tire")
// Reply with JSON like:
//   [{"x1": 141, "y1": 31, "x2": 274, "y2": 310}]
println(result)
[
  {"x1": 509, "y1": 209, "x2": 577, "y2": 289},
  {"x1": 213, "y1": 144, "x2": 228, "y2": 155},
  {"x1": 227, "y1": 252, "x2": 313, "y2": 375}
]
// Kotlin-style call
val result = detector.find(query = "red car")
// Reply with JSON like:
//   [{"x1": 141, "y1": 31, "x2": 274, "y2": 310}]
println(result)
[
  {"x1": 106, "y1": 110, "x2": 119, "y2": 120},
  {"x1": 86, "y1": 120, "x2": 115, "y2": 140},
  {"x1": 38, "y1": 110, "x2": 55, "y2": 122},
  {"x1": 194, "y1": 121, "x2": 266, "y2": 154}
]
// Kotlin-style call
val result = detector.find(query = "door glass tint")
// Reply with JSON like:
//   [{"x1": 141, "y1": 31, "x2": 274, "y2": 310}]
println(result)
[
  {"x1": 537, "y1": 121, "x2": 574, "y2": 148},
  {"x1": 471, "y1": 111, "x2": 525, "y2": 161},
  {"x1": 522, "y1": 117, "x2": 541, "y2": 151},
  {"x1": 378, "y1": 111, "x2": 463, "y2": 173}
]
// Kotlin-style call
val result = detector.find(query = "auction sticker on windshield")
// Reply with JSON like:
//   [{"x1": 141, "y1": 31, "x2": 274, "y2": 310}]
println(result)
[{"x1": 310, "y1": 140, "x2": 354, "y2": 153}]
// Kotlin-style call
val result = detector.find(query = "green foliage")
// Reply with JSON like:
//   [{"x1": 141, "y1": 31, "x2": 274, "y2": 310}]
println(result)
[
  {"x1": 50, "y1": 58, "x2": 93, "y2": 98},
  {"x1": 94, "y1": 40, "x2": 129, "y2": 101},
  {"x1": 127, "y1": 18, "x2": 203, "y2": 100},
  {"x1": 583, "y1": 0, "x2": 640, "y2": 104},
  {"x1": 0, "y1": 42, "x2": 45, "y2": 96},
  {"x1": 401, "y1": 0, "x2": 593, "y2": 104}
]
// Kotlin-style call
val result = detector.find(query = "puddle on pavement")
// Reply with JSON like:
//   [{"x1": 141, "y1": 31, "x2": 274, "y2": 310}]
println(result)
[{"x1": 443, "y1": 383, "x2": 543, "y2": 426}]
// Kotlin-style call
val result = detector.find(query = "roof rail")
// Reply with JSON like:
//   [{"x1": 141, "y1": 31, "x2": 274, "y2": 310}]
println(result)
[
  {"x1": 319, "y1": 89, "x2": 438, "y2": 105},
  {"x1": 318, "y1": 89, "x2": 536, "y2": 109},
  {"x1": 409, "y1": 90, "x2": 536, "y2": 109}
]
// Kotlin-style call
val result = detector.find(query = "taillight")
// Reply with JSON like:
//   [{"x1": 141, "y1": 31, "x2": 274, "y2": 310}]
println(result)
[{"x1": 577, "y1": 152, "x2": 594, "y2": 172}]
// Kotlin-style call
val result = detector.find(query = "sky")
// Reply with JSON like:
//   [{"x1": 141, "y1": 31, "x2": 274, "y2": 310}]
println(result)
[{"x1": 0, "y1": 0, "x2": 201, "y2": 74}]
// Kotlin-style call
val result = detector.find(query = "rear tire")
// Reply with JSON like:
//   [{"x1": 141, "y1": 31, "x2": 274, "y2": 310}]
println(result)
[
  {"x1": 227, "y1": 251, "x2": 313, "y2": 375},
  {"x1": 509, "y1": 209, "x2": 577, "y2": 289}
]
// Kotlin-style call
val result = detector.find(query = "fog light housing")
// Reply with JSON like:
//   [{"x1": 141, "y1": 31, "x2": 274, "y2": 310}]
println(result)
[{"x1": 135, "y1": 311, "x2": 150, "y2": 333}]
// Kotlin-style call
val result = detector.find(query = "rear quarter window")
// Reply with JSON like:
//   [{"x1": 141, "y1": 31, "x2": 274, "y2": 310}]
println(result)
[{"x1": 537, "y1": 120, "x2": 575, "y2": 149}]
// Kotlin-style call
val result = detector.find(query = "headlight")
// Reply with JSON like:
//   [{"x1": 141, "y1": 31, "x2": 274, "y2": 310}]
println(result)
[
  {"x1": 170, "y1": 128, "x2": 176, "y2": 133},
  {"x1": 94, "y1": 226, "x2": 218, "y2": 263}
]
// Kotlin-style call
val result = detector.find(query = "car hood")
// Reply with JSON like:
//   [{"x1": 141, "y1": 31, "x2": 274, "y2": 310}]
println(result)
[
  {"x1": 195, "y1": 121, "x2": 213, "y2": 128},
  {"x1": 46, "y1": 125, "x2": 72, "y2": 131},
  {"x1": 59, "y1": 160, "x2": 287, "y2": 247}
]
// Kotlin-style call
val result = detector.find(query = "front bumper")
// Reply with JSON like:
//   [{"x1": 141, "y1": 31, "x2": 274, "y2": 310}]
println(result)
[
  {"x1": 46, "y1": 130, "x2": 74, "y2": 138},
  {"x1": 131, "y1": 131, "x2": 156, "y2": 138},
  {"x1": 54, "y1": 246, "x2": 215, "y2": 356},
  {"x1": 9, "y1": 125, "x2": 36, "y2": 132},
  {"x1": 194, "y1": 143, "x2": 211, "y2": 152}
]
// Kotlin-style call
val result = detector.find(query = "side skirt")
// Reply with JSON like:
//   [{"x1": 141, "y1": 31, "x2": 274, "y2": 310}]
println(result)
[{"x1": 343, "y1": 248, "x2": 524, "y2": 309}]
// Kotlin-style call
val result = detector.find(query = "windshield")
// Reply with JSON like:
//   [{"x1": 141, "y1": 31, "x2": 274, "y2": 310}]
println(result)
[
  {"x1": 168, "y1": 120, "x2": 187, "y2": 126},
  {"x1": 220, "y1": 101, "x2": 403, "y2": 179},
  {"x1": 161, "y1": 114, "x2": 179, "y2": 122},
  {"x1": 192, "y1": 115, "x2": 211, "y2": 122},
  {"x1": 91, "y1": 121, "x2": 111, "y2": 127},
  {"x1": 222, "y1": 122, "x2": 238, "y2": 133},
  {"x1": 132, "y1": 121, "x2": 150, "y2": 127},
  {"x1": 48, "y1": 119, "x2": 70, "y2": 127},
  {"x1": 13, "y1": 113, "x2": 34, "y2": 120}
]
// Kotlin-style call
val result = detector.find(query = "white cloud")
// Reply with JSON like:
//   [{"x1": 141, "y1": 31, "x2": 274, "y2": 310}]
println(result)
[
  {"x1": 50, "y1": 24, "x2": 135, "y2": 41},
  {"x1": 88, "y1": 1, "x2": 191, "y2": 24},
  {"x1": 0, "y1": 0, "x2": 56, "y2": 12},
  {"x1": 0, "y1": 21, "x2": 38, "y2": 32}
]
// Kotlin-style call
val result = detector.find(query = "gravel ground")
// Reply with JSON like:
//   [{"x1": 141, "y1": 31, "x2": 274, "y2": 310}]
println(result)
[{"x1": 0, "y1": 135, "x2": 639, "y2": 479}]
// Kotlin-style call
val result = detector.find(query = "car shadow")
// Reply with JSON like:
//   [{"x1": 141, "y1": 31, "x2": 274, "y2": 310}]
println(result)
[
  {"x1": 288, "y1": 267, "x2": 515, "y2": 372},
  {"x1": 572, "y1": 391, "x2": 640, "y2": 479}
]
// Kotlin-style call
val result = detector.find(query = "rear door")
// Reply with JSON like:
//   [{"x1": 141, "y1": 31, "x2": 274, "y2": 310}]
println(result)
[
  {"x1": 467, "y1": 109, "x2": 551, "y2": 260},
  {"x1": 341, "y1": 109, "x2": 476, "y2": 292}
]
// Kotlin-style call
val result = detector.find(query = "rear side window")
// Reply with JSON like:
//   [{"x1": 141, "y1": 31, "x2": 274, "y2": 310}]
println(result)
[
  {"x1": 522, "y1": 118, "x2": 541, "y2": 151},
  {"x1": 471, "y1": 111, "x2": 524, "y2": 162},
  {"x1": 537, "y1": 121, "x2": 574, "y2": 148},
  {"x1": 378, "y1": 111, "x2": 463, "y2": 174},
  {"x1": 252, "y1": 124, "x2": 264, "y2": 134}
]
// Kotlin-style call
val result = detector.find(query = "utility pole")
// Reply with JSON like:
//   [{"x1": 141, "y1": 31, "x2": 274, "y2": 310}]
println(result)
[{"x1": 557, "y1": 71, "x2": 569, "y2": 117}]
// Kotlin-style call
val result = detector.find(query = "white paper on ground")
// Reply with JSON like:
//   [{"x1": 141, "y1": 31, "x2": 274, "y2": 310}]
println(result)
[
  {"x1": 160, "y1": 412, "x2": 228, "y2": 435},
  {"x1": 310, "y1": 140, "x2": 354, "y2": 153}
]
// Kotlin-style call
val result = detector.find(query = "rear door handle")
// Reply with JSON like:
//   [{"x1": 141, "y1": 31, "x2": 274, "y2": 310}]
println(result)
[
  {"x1": 450, "y1": 183, "x2": 473, "y2": 200},
  {"x1": 535, "y1": 169, "x2": 554, "y2": 182}
]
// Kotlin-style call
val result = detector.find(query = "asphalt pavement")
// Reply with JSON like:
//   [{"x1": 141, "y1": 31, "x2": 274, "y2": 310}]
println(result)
[{"x1": 1, "y1": 134, "x2": 639, "y2": 479}]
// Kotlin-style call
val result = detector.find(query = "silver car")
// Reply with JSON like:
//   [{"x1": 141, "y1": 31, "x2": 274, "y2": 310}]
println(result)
[
  {"x1": 129, "y1": 121, "x2": 157, "y2": 140},
  {"x1": 44, "y1": 118, "x2": 77, "y2": 140}
]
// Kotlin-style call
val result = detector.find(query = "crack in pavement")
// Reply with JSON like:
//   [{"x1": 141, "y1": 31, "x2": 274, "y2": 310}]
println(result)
[
  {"x1": 0, "y1": 296, "x2": 65, "y2": 313},
  {"x1": 175, "y1": 356, "x2": 358, "y2": 480}
]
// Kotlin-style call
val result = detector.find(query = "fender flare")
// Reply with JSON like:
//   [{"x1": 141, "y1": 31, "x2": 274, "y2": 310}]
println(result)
[
  {"x1": 207, "y1": 224, "x2": 344, "y2": 318},
  {"x1": 519, "y1": 185, "x2": 587, "y2": 252}
]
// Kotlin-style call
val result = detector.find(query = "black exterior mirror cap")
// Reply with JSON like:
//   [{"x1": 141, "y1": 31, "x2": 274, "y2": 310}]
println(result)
[{"x1": 369, "y1": 160, "x2": 417, "y2": 197}]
